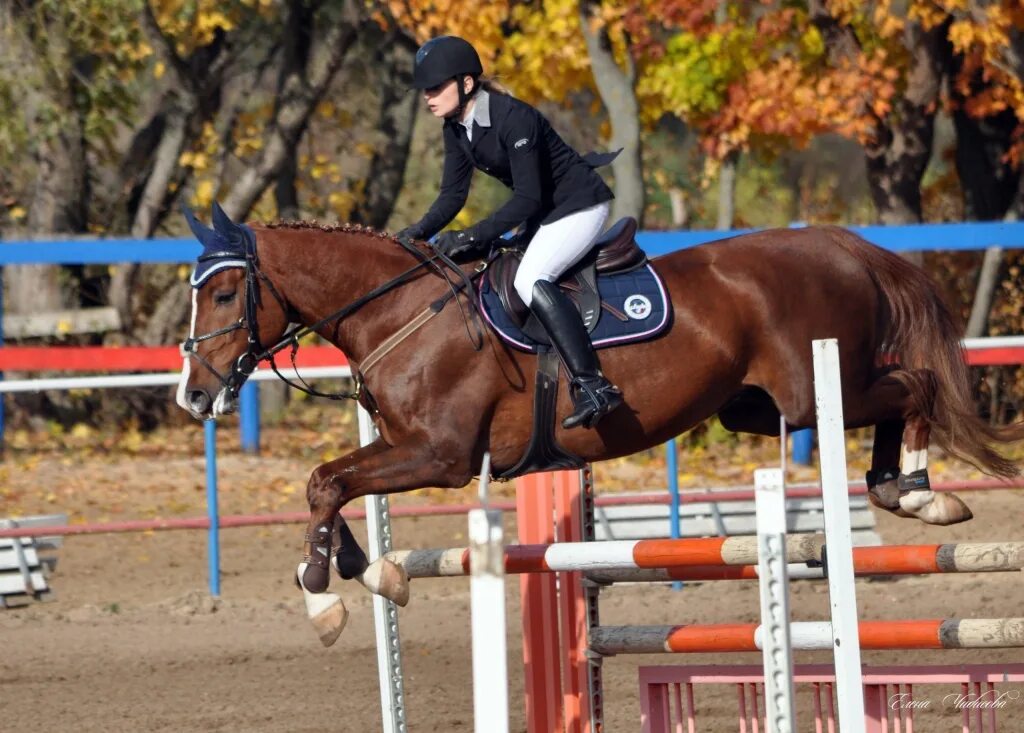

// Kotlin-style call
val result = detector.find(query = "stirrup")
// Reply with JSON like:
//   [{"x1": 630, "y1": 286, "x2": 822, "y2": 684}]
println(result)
[{"x1": 563, "y1": 377, "x2": 623, "y2": 430}]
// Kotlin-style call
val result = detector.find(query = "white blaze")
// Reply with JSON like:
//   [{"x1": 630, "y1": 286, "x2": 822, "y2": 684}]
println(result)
[{"x1": 175, "y1": 288, "x2": 198, "y2": 415}]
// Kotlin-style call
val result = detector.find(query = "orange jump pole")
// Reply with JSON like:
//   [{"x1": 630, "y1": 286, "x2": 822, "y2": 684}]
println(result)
[{"x1": 590, "y1": 619, "x2": 1024, "y2": 655}]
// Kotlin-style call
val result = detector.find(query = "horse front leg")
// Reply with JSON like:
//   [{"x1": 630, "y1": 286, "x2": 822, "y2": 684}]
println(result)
[
  {"x1": 299, "y1": 438, "x2": 473, "y2": 646},
  {"x1": 297, "y1": 440, "x2": 389, "y2": 646}
]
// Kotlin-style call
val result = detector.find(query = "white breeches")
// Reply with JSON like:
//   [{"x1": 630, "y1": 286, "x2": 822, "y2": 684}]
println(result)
[{"x1": 513, "y1": 201, "x2": 611, "y2": 307}]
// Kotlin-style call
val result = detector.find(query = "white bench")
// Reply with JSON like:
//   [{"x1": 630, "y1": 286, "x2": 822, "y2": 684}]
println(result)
[
  {"x1": 594, "y1": 494, "x2": 881, "y2": 546},
  {"x1": 0, "y1": 514, "x2": 67, "y2": 607}
]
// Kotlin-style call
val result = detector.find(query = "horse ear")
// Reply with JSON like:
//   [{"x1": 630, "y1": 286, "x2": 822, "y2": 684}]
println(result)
[
  {"x1": 181, "y1": 203, "x2": 221, "y2": 249},
  {"x1": 211, "y1": 200, "x2": 242, "y2": 243}
]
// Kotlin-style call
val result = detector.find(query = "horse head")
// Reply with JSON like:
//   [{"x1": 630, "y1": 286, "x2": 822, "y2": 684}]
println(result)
[{"x1": 176, "y1": 202, "x2": 290, "y2": 419}]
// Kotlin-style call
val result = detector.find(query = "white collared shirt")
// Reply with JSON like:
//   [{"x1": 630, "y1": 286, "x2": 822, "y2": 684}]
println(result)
[{"x1": 458, "y1": 89, "x2": 491, "y2": 142}]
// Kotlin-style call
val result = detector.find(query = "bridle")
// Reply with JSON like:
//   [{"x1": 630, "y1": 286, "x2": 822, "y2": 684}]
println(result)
[{"x1": 181, "y1": 228, "x2": 486, "y2": 403}]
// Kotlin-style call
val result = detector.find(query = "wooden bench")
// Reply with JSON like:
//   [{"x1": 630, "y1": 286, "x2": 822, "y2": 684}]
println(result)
[{"x1": 0, "y1": 514, "x2": 67, "y2": 607}]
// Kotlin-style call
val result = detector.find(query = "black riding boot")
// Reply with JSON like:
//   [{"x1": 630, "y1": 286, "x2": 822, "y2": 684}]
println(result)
[{"x1": 530, "y1": 280, "x2": 623, "y2": 429}]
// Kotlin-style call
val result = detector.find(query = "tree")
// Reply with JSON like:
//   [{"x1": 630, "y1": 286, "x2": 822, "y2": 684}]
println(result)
[{"x1": 383, "y1": 0, "x2": 648, "y2": 223}]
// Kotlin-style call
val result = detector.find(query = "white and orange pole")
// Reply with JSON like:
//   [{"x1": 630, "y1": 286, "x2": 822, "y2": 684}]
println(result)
[{"x1": 590, "y1": 619, "x2": 1024, "y2": 654}]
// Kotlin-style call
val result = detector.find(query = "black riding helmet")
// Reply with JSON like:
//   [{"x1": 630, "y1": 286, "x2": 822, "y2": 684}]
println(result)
[{"x1": 413, "y1": 36, "x2": 483, "y2": 89}]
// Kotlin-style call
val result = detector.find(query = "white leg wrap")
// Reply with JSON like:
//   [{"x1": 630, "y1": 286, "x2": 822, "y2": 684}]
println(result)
[
  {"x1": 900, "y1": 443, "x2": 928, "y2": 473},
  {"x1": 297, "y1": 562, "x2": 348, "y2": 647},
  {"x1": 898, "y1": 489, "x2": 936, "y2": 513}
]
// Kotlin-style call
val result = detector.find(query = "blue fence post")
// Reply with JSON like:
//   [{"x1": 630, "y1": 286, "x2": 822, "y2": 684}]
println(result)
[
  {"x1": 666, "y1": 438, "x2": 683, "y2": 591},
  {"x1": 204, "y1": 419, "x2": 221, "y2": 597},
  {"x1": 792, "y1": 429, "x2": 814, "y2": 466},
  {"x1": 239, "y1": 381, "x2": 260, "y2": 454}
]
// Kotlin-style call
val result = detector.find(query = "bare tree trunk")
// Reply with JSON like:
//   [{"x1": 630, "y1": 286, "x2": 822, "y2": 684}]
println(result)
[
  {"x1": 810, "y1": 2, "x2": 949, "y2": 267},
  {"x1": 108, "y1": 6, "x2": 233, "y2": 334},
  {"x1": 668, "y1": 188, "x2": 688, "y2": 228},
  {"x1": 716, "y1": 150, "x2": 739, "y2": 229},
  {"x1": 861, "y1": 19, "x2": 949, "y2": 228},
  {"x1": 350, "y1": 30, "x2": 419, "y2": 229},
  {"x1": 275, "y1": 152, "x2": 301, "y2": 221},
  {"x1": 578, "y1": 0, "x2": 644, "y2": 225},
  {"x1": 2, "y1": 6, "x2": 88, "y2": 314},
  {"x1": 782, "y1": 152, "x2": 805, "y2": 224},
  {"x1": 221, "y1": 1, "x2": 359, "y2": 220},
  {"x1": 965, "y1": 247, "x2": 1004, "y2": 337},
  {"x1": 947, "y1": 10, "x2": 1023, "y2": 338}
]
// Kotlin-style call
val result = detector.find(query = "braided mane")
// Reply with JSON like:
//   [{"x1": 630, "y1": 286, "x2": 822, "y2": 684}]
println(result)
[{"x1": 261, "y1": 220, "x2": 398, "y2": 241}]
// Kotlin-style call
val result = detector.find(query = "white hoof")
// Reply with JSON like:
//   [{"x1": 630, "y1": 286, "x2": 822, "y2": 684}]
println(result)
[
  {"x1": 898, "y1": 490, "x2": 974, "y2": 526},
  {"x1": 298, "y1": 563, "x2": 349, "y2": 647},
  {"x1": 358, "y1": 558, "x2": 410, "y2": 607}
]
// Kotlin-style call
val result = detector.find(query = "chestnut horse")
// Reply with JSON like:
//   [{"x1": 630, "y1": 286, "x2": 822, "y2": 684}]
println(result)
[{"x1": 176, "y1": 206, "x2": 1022, "y2": 645}]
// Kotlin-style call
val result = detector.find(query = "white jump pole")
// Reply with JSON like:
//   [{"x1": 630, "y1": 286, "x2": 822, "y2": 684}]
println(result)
[
  {"x1": 812, "y1": 339, "x2": 866, "y2": 732},
  {"x1": 468, "y1": 453, "x2": 509, "y2": 733},
  {"x1": 755, "y1": 467, "x2": 796, "y2": 732},
  {"x1": 359, "y1": 407, "x2": 408, "y2": 733}
]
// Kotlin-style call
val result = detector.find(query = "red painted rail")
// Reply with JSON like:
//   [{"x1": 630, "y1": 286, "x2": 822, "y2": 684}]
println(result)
[
  {"x1": 0, "y1": 342, "x2": 1015, "y2": 372},
  {"x1": 0, "y1": 345, "x2": 348, "y2": 371},
  {"x1": 1, "y1": 478, "x2": 1020, "y2": 539}
]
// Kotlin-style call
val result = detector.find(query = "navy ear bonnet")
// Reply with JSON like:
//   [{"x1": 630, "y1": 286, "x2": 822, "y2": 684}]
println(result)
[{"x1": 183, "y1": 201, "x2": 256, "y2": 288}]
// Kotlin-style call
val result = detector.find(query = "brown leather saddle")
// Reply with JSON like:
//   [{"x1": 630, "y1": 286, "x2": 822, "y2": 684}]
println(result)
[{"x1": 485, "y1": 216, "x2": 647, "y2": 344}]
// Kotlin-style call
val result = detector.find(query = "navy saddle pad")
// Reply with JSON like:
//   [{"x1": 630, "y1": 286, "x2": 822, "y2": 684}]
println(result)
[{"x1": 479, "y1": 263, "x2": 671, "y2": 352}]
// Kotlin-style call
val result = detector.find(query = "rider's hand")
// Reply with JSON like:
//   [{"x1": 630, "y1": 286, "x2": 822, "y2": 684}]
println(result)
[{"x1": 434, "y1": 229, "x2": 481, "y2": 258}]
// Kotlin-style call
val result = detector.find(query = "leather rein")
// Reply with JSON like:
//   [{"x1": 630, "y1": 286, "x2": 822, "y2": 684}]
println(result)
[{"x1": 181, "y1": 233, "x2": 486, "y2": 403}]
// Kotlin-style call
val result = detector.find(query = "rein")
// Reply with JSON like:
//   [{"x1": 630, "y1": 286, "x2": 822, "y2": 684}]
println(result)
[{"x1": 183, "y1": 230, "x2": 487, "y2": 403}]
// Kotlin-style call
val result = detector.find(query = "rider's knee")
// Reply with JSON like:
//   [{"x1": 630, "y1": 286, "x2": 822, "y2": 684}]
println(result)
[{"x1": 514, "y1": 270, "x2": 551, "y2": 307}]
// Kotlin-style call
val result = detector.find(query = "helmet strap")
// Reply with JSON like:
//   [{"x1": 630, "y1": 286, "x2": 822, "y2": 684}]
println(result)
[{"x1": 454, "y1": 75, "x2": 478, "y2": 120}]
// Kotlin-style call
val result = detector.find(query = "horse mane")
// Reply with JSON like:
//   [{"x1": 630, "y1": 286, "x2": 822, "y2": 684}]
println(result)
[{"x1": 260, "y1": 220, "x2": 399, "y2": 241}]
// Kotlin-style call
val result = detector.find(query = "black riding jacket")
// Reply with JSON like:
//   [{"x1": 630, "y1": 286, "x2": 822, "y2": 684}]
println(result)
[{"x1": 413, "y1": 90, "x2": 616, "y2": 244}]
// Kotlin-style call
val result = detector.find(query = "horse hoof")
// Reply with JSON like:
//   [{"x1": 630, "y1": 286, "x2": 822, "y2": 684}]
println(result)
[
  {"x1": 308, "y1": 593, "x2": 349, "y2": 647},
  {"x1": 866, "y1": 491, "x2": 913, "y2": 517},
  {"x1": 297, "y1": 562, "x2": 348, "y2": 646},
  {"x1": 867, "y1": 481, "x2": 901, "y2": 510},
  {"x1": 898, "y1": 490, "x2": 974, "y2": 526},
  {"x1": 359, "y1": 558, "x2": 410, "y2": 607}
]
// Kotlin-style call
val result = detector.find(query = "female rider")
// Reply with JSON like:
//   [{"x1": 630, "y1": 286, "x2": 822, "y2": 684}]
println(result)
[{"x1": 397, "y1": 35, "x2": 623, "y2": 430}]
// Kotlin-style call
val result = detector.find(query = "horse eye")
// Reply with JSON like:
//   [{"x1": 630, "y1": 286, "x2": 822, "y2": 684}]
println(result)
[{"x1": 214, "y1": 291, "x2": 236, "y2": 306}]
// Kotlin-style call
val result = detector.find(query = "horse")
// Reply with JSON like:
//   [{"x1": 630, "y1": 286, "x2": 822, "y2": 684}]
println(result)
[{"x1": 176, "y1": 204, "x2": 1023, "y2": 646}]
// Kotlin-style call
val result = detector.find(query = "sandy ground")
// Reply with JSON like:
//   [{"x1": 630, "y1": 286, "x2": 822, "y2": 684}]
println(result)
[{"x1": 2, "y1": 427, "x2": 1024, "y2": 732}]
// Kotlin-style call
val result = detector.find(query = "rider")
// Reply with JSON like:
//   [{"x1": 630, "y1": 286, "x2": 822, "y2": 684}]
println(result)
[{"x1": 397, "y1": 35, "x2": 624, "y2": 430}]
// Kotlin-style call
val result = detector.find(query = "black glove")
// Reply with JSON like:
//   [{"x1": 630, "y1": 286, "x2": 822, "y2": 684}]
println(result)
[{"x1": 433, "y1": 229, "x2": 482, "y2": 258}]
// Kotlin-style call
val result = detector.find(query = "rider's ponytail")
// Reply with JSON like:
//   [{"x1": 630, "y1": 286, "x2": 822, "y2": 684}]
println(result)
[{"x1": 478, "y1": 76, "x2": 511, "y2": 96}]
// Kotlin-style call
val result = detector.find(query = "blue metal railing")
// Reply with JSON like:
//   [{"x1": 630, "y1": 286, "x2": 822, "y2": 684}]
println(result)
[{"x1": 1, "y1": 220, "x2": 1022, "y2": 457}]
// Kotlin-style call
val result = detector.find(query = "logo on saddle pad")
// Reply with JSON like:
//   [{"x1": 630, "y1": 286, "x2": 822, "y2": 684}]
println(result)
[{"x1": 624, "y1": 295, "x2": 652, "y2": 320}]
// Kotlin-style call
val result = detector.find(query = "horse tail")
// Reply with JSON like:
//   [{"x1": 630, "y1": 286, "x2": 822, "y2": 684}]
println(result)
[{"x1": 824, "y1": 226, "x2": 1024, "y2": 478}]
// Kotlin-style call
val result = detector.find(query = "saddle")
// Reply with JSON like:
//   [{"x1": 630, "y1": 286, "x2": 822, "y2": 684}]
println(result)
[{"x1": 485, "y1": 216, "x2": 647, "y2": 344}]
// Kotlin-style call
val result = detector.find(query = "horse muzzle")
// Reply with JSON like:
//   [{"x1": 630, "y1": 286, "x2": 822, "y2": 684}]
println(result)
[{"x1": 181, "y1": 386, "x2": 237, "y2": 420}]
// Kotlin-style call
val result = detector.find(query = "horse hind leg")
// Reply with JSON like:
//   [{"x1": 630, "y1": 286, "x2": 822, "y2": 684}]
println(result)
[
  {"x1": 893, "y1": 415, "x2": 973, "y2": 525},
  {"x1": 859, "y1": 371, "x2": 973, "y2": 526},
  {"x1": 864, "y1": 419, "x2": 910, "y2": 515}
]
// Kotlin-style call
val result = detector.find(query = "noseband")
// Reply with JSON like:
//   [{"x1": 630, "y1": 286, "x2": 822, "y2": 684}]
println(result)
[{"x1": 181, "y1": 230, "x2": 486, "y2": 403}]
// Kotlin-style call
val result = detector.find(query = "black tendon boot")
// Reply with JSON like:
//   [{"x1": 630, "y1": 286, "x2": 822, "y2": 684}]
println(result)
[{"x1": 530, "y1": 280, "x2": 623, "y2": 429}]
